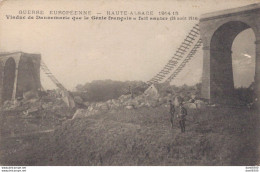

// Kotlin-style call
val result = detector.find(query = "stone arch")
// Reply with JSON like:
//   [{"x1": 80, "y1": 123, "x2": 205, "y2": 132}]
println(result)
[
  {"x1": 3, "y1": 58, "x2": 16, "y2": 102},
  {"x1": 0, "y1": 52, "x2": 42, "y2": 104},
  {"x1": 209, "y1": 21, "x2": 255, "y2": 102},
  {"x1": 199, "y1": 4, "x2": 260, "y2": 104}
]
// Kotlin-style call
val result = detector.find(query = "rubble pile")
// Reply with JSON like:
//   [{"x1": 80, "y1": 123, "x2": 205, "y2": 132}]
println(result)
[
  {"x1": 2, "y1": 93, "x2": 72, "y2": 117},
  {"x1": 0, "y1": 86, "x2": 208, "y2": 125},
  {"x1": 71, "y1": 92, "x2": 208, "y2": 120},
  {"x1": 0, "y1": 90, "x2": 74, "y2": 137}
]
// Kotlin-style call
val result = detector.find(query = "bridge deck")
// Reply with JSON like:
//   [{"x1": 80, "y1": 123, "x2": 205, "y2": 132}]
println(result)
[{"x1": 200, "y1": 3, "x2": 260, "y2": 21}]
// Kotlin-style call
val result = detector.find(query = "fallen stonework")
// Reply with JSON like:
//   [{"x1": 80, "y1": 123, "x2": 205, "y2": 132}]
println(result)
[
  {"x1": 0, "y1": 90, "x2": 74, "y2": 138},
  {"x1": 76, "y1": 91, "x2": 208, "y2": 119},
  {"x1": 184, "y1": 103, "x2": 197, "y2": 109},
  {"x1": 0, "y1": 85, "x2": 209, "y2": 140},
  {"x1": 194, "y1": 100, "x2": 207, "y2": 109},
  {"x1": 0, "y1": 82, "x2": 208, "y2": 138}
]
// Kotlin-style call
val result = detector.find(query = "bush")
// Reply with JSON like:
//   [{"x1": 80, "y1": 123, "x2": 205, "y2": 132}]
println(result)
[{"x1": 234, "y1": 87, "x2": 254, "y2": 104}]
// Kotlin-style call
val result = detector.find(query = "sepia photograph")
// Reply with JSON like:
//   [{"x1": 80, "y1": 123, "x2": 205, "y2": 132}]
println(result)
[{"x1": 0, "y1": 0, "x2": 259, "y2": 169}]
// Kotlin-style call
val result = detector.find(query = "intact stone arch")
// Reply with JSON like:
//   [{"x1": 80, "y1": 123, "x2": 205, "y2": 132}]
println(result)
[
  {"x1": 199, "y1": 3, "x2": 260, "y2": 104},
  {"x1": 0, "y1": 52, "x2": 41, "y2": 104}
]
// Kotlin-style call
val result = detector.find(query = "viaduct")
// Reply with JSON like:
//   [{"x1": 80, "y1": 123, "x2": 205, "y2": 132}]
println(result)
[
  {"x1": 0, "y1": 3, "x2": 260, "y2": 106},
  {"x1": 0, "y1": 52, "x2": 41, "y2": 103},
  {"x1": 199, "y1": 3, "x2": 260, "y2": 104}
]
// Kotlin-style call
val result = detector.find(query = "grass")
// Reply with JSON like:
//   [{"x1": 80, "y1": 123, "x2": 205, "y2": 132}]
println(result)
[{"x1": 0, "y1": 105, "x2": 259, "y2": 165}]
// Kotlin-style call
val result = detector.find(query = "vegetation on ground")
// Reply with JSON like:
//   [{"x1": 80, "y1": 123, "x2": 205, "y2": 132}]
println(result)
[{"x1": 0, "y1": 106, "x2": 258, "y2": 165}]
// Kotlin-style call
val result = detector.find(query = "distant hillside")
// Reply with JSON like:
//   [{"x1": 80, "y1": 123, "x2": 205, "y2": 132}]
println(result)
[
  {"x1": 73, "y1": 80, "x2": 204, "y2": 102},
  {"x1": 73, "y1": 80, "x2": 147, "y2": 102}
]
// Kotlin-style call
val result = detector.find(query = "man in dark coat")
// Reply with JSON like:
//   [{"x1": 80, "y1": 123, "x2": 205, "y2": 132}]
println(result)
[
  {"x1": 177, "y1": 103, "x2": 187, "y2": 133},
  {"x1": 169, "y1": 100, "x2": 175, "y2": 128}
]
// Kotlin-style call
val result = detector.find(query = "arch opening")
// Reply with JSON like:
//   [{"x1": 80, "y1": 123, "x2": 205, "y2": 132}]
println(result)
[
  {"x1": 232, "y1": 28, "x2": 256, "y2": 104},
  {"x1": 232, "y1": 28, "x2": 255, "y2": 88},
  {"x1": 209, "y1": 21, "x2": 255, "y2": 103}
]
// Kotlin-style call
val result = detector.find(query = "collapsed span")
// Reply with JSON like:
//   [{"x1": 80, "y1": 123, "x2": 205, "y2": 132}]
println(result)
[{"x1": 147, "y1": 24, "x2": 201, "y2": 85}]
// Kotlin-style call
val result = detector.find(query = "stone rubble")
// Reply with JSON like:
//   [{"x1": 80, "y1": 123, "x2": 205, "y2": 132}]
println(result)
[{"x1": 1, "y1": 87, "x2": 208, "y2": 122}]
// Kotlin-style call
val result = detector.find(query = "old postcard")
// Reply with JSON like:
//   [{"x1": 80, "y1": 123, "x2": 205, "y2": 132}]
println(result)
[{"x1": 0, "y1": 0, "x2": 259, "y2": 168}]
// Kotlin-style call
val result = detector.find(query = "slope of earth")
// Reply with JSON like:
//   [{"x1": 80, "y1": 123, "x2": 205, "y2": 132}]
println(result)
[{"x1": 0, "y1": 106, "x2": 259, "y2": 165}]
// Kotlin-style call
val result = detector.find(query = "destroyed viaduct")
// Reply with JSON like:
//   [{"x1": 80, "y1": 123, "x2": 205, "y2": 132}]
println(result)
[{"x1": 0, "y1": 3, "x2": 260, "y2": 105}]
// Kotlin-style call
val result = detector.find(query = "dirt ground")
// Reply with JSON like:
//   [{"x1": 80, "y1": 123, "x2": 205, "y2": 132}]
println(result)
[{"x1": 0, "y1": 106, "x2": 259, "y2": 166}]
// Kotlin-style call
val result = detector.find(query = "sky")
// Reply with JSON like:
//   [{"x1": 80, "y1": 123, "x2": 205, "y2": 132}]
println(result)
[{"x1": 0, "y1": 0, "x2": 259, "y2": 90}]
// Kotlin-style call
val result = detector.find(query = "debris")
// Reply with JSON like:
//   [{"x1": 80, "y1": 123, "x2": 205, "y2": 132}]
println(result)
[
  {"x1": 184, "y1": 103, "x2": 197, "y2": 109},
  {"x1": 23, "y1": 90, "x2": 39, "y2": 100},
  {"x1": 195, "y1": 100, "x2": 207, "y2": 109},
  {"x1": 144, "y1": 84, "x2": 159, "y2": 99},
  {"x1": 71, "y1": 109, "x2": 87, "y2": 120},
  {"x1": 74, "y1": 96, "x2": 84, "y2": 104},
  {"x1": 174, "y1": 96, "x2": 184, "y2": 106},
  {"x1": 83, "y1": 101, "x2": 90, "y2": 107},
  {"x1": 125, "y1": 105, "x2": 134, "y2": 110}
]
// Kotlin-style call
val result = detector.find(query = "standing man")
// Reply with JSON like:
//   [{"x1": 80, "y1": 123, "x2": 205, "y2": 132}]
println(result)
[
  {"x1": 169, "y1": 100, "x2": 175, "y2": 128},
  {"x1": 177, "y1": 102, "x2": 187, "y2": 133}
]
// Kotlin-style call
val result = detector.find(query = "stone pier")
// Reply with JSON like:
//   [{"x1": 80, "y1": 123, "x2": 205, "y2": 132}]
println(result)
[{"x1": 199, "y1": 3, "x2": 260, "y2": 105}]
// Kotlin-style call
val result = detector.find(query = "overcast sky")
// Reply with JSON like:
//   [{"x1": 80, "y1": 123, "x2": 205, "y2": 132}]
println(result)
[{"x1": 0, "y1": 0, "x2": 258, "y2": 90}]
